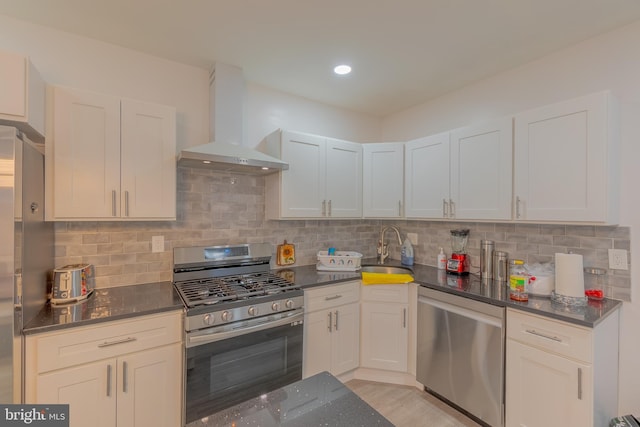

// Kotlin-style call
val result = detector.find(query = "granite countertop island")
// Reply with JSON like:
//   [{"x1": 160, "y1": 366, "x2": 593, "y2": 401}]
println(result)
[{"x1": 186, "y1": 371, "x2": 392, "y2": 427}]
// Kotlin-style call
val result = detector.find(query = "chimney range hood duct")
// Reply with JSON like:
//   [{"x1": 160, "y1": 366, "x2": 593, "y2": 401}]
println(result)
[{"x1": 178, "y1": 63, "x2": 288, "y2": 175}]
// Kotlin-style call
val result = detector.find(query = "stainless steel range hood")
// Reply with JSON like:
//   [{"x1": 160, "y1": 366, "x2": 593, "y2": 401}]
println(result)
[
  {"x1": 178, "y1": 141, "x2": 288, "y2": 175},
  {"x1": 178, "y1": 62, "x2": 288, "y2": 175}
]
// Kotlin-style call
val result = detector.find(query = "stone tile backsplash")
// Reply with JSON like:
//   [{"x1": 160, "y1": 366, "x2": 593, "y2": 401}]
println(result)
[{"x1": 53, "y1": 168, "x2": 632, "y2": 301}]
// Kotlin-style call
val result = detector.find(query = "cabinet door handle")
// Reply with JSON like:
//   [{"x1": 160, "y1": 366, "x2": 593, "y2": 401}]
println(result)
[
  {"x1": 398, "y1": 200, "x2": 402, "y2": 216},
  {"x1": 98, "y1": 337, "x2": 137, "y2": 348},
  {"x1": 328, "y1": 200, "x2": 332, "y2": 217},
  {"x1": 578, "y1": 368, "x2": 583, "y2": 400},
  {"x1": 328, "y1": 311, "x2": 333, "y2": 332},
  {"x1": 112, "y1": 190, "x2": 117, "y2": 217},
  {"x1": 334, "y1": 310, "x2": 339, "y2": 331},
  {"x1": 325, "y1": 295, "x2": 342, "y2": 301},
  {"x1": 449, "y1": 199, "x2": 455, "y2": 218},
  {"x1": 516, "y1": 196, "x2": 522, "y2": 219},
  {"x1": 403, "y1": 308, "x2": 407, "y2": 328},
  {"x1": 525, "y1": 329, "x2": 563, "y2": 343},
  {"x1": 123, "y1": 361, "x2": 129, "y2": 393},
  {"x1": 442, "y1": 199, "x2": 448, "y2": 217},
  {"x1": 125, "y1": 190, "x2": 130, "y2": 217},
  {"x1": 106, "y1": 364, "x2": 112, "y2": 397},
  {"x1": 322, "y1": 200, "x2": 326, "y2": 216}
]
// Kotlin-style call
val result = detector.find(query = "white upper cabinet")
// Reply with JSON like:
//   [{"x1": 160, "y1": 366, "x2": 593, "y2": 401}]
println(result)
[
  {"x1": 120, "y1": 99, "x2": 177, "y2": 219},
  {"x1": 405, "y1": 132, "x2": 450, "y2": 218},
  {"x1": 405, "y1": 117, "x2": 512, "y2": 220},
  {"x1": 0, "y1": 49, "x2": 45, "y2": 142},
  {"x1": 47, "y1": 86, "x2": 176, "y2": 220},
  {"x1": 325, "y1": 137, "x2": 363, "y2": 217},
  {"x1": 450, "y1": 117, "x2": 513, "y2": 220},
  {"x1": 514, "y1": 91, "x2": 618, "y2": 223},
  {"x1": 362, "y1": 143, "x2": 404, "y2": 218},
  {"x1": 271, "y1": 130, "x2": 326, "y2": 218},
  {"x1": 265, "y1": 129, "x2": 362, "y2": 219}
]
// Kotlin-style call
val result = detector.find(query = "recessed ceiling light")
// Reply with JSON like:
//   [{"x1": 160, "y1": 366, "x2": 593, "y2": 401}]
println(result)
[{"x1": 334, "y1": 65, "x2": 352, "y2": 75}]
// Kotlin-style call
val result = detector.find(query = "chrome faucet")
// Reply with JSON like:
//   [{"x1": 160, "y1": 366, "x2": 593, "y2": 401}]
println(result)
[{"x1": 377, "y1": 226, "x2": 403, "y2": 264}]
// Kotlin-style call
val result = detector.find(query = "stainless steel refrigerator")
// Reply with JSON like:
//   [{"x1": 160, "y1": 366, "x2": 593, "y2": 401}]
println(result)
[{"x1": 0, "y1": 125, "x2": 53, "y2": 403}]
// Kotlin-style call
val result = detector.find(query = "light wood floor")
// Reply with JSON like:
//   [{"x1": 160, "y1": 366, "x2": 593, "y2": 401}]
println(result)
[{"x1": 346, "y1": 379, "x2": 483, "y2": 427}]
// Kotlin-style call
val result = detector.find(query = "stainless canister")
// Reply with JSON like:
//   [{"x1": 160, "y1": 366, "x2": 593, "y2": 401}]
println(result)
[
  {"x1": 493, "y1": 251, "x2": 509, "y2": 283},
  {"x1": 480, "y1": 240, "x2": 495, "y2": 278}
]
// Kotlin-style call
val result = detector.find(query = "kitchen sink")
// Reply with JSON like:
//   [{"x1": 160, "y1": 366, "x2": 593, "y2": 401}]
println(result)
[{"x1": 361, "y1": 265, "x2": 414, "y2": 275}]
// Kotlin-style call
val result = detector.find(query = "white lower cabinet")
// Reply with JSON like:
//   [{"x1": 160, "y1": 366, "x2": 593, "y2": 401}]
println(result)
[
  {"x1": 505, "y1": 308, "x2": 619, "y2": 427},
  {"x1": 37, "y1": 358, "x2": 116, "y2": 427},
  {"x1": 303, "y1": 281, "x2": 360, "y2": 378},
  {"x1": 360, "y1": 285, "x2": 409, "y2": 372},
  {"x1": 25, "y1": 311, "x2": 183, "y2": 427}
]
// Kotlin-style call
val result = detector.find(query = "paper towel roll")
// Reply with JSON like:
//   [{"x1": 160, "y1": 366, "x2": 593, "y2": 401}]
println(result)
[{"x1": 555, "y1": 253, "x2": 585, "y2": 298}]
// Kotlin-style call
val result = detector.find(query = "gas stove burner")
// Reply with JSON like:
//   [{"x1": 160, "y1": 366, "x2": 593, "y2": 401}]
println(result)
[
  {"x1": 174, "y1": 272, "x2": 299, "y2": 308},
  {"x1": 172, "y1": 243, "x2": 302, "y2": 310}
]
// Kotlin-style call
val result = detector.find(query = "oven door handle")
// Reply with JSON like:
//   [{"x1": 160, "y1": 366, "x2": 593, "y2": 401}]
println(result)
[{"x1": 186, "y1": 309, "x2": 304, "y2": 347}]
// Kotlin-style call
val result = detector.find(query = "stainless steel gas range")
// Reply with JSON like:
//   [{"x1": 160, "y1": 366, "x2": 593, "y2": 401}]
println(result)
[{"x1": 172, "y1": 243, "x2": 304, "y2": 424}]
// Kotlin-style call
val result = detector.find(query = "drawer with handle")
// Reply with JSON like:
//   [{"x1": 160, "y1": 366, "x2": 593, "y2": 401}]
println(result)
[
  {"x1": 304, "y1": 281, "x2": 359, "y2": 312},
  {"x1": 507, "y1": 309, "x2": 592, "y2": 363},
  {"x1": 31, "y1": 311, "x2": 182, "y2": 373}
]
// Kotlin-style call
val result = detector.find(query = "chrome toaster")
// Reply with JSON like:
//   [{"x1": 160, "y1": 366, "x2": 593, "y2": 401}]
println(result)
[{"x1": 50, "y1": 264, "x2": 95, "y2": 304}]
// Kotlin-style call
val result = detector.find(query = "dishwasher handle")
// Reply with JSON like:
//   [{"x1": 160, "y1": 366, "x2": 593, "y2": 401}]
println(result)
[{"x1": 418, "y1": 295, "x2": 503, "y2": 328}]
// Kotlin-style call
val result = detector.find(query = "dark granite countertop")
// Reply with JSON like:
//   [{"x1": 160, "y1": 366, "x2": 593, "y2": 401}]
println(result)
[
  {"x1": 185, "y1": 371, "x2": 392, "y2": 427},
  {"x1": 23, "y1": 281, "x2": 183, "y2": 335},
  {"x1": 275, "y1": 258, "x2": 622, "y2": 328},
  {"x1": 24, "y1": 257, "x2": 621, "y2": 335}
]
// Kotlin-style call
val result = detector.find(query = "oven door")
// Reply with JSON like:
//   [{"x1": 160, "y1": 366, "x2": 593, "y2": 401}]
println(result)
[{"x1": 184, "y1": 310, "x2": 303, "y2": 424}]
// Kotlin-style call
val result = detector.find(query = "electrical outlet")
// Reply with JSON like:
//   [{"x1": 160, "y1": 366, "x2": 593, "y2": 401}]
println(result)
[
  {"x1": 608, "y1": 248, "x2": 628, "y2": 270},
  {"x1": 407, "y1": 233, "x2": 418, "y2": 245},
  {"x1": 152, "y1": 235, "x2": 164, "y2": 253}
]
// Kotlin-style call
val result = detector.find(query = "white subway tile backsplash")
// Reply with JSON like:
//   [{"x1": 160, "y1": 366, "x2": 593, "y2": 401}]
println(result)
[{"x1": 52, "y1": 168, "x2": 631, "y2": 300}]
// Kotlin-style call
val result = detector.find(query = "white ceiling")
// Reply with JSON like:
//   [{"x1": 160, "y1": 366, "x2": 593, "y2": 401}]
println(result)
[{"x1": 2, "y1": 0, "x2": 640, "y2": 117}]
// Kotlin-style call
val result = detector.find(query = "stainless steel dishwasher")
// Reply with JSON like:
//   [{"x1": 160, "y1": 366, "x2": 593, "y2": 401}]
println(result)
[{"x1": 417, "y1": 286, "x2": 505, "y2": 427}]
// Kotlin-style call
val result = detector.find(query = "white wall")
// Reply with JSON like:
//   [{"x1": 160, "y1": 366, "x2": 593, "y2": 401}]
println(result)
[
  {"x1": 383, "y1": 19, "x2": 640, "y2": 415},
  {"x1": 246, "y1": 82, "x2": 380, "y2": 146},
  {"x1": 0, "y1": 14, "x2": 210, "y2": 151},
  {"x1": 247, "y1": 83, "x2": 381, "y2": 147},
  {"x1": 0, "y1": 14, "x2": 380, "y2": 152}
]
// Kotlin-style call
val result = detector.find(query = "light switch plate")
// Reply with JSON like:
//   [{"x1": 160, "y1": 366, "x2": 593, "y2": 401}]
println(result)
[
  {"x1": 608, "y1": 248, "x2": 628, "y2": 270},
  {"x1": 152, "y1": 235, "x2": 164, "y2": 253},
  {"x1": 407, "y1": 233, "x2": 418, "y2": 245}
]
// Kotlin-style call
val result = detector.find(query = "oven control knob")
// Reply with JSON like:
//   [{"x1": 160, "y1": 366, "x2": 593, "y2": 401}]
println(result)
[
  {"x1": 248, "y1": 306, "x2": 258, "y2": 316},
  {"x1": 271, "y1": 302, "x2": 281, "y2": 311},
  {"x1": 221, "y1": 311, "x2": 231, "y2": 322},
  {"x1": 285, "y1": 299, "x2": 294, "y2": 309},
  {"x1": 203, "y1": 313, "x2": 214, "y2": 326}
]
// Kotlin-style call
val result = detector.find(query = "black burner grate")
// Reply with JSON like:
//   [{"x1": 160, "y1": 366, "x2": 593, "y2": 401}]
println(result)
[{"x1": 175, "y1": 272, "x2": 298, "y2": 307}]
